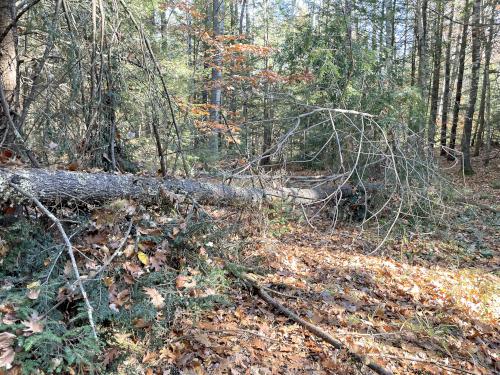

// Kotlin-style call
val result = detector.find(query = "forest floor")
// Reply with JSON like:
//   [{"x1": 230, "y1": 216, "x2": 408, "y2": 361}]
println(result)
[
  {"x1": 142, "y1": 157, "x2": 499, "y2": 375},
  {"x1": 1, "y1": 158, "x2": 498, "y2": 375}
]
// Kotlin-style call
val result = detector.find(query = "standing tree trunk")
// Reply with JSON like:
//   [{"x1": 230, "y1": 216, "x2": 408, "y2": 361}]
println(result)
[
  {"x1": 239, "y1": 0, "x2": 246, "y2": 35},
  {"x1": 260, "y1": 0, "x2": 271, "y2": 167},
  {"x1": 416, "y1": 0, "x2": 428, "y2": 95},
  {"x1": 440, "y1": 2, "x2": 454, "y2": 155},
  {"x1": 448, "y1": 3, "x2": 470, "y2": 155},
  {"x1": 410, "y1": 7, "x2": 417, "y2": 87},
  {"x1": 0, "y1": 0, "x2": 17, "y2": 143},
  {"x1": 473, "y1": 0, "x2": 496, "y2": 157},
  {"x1": 415, "y1": 0, "x2": 428, "y2": 132},
  {"x1": 427, "y1": 0, "x2": 444, "y2": 146},
  {"x1": 460, "y1": 0, "x2": 481, "y2": 174},
  {"x1": 483, "y1": 74, "x2": 493, "y2": 166},
  {"x1": 209, "y1": 0, "x2": 224, "y2": 156}
]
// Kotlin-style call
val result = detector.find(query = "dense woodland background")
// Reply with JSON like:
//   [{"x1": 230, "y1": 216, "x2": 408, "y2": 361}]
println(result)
[
  {"x1": 0, "y1": 0, "x2": 499, "y2": 374},
  {"x1": 0, "y1": 0, "x2": 498, "y2": 174}
]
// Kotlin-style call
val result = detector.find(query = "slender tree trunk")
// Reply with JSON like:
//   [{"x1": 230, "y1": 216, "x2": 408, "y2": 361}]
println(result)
[
  {"x1": 473, "y1": 0, "x2": 496, "y2": 156},
  {"x1": 390, "y1": 0, "x2": 396, "y2": 61},
  {"x1": 0, "y1": 0, "x2": 17, "y2": 144},
  {"x1": 202, "y1": 8, "x2": 210, "y2": 109},
  {"x1": 416, "y1": 0, "x2": 428, "y2": 97},
  {"x1": 246, "y1": 0, "x2": 251, "y2": 37},
  {"x1": 384, "y1": 0, "x2": 392, "y2": 64},
  {"x1": 260, "y1": 0, "x2": 271, "y2": 167},
  {"x1": 448, "y1": 4, "x2": 470, "y2": 155},
  {"x1": 427, "y1": 0, "x2": 444, "y2": 146},
  {"x1": 460, "y1": 0, "x2": 481, "y2": 174},
  {"x1": 402, "y1": 0, "x2": 410, "y2": 76},
  {"x1": 415, "y1": 0, "x2": 428, "y2": 131},
  {"x1": 239, "y1": 0, "x2": 246, "y2": 35},
  {"x1": 440, "y1": 2, "x2": 454, "y2": 155},
  {"x1": 187, "y1": 0, "x2": 193, "y2": 65},
  {"x1": 151, "y1": 105, "x2": 167, "y2": 176},
  {"x1": 209, "y1": 0, "x2": 224, "y2": 156},
  {"x1": 379, "y1": 0, "x2": 385, "y2": 64},
  {"x1": 483, "y1": 76, "x2": 492, "y2": 166},
  {"x1": 410, "y1": 11, "x2": 417, "y2": 87}
]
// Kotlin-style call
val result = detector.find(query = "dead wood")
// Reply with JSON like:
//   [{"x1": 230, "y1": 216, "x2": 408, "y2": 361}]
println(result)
[
  {"x1": 0, "y1": 167, "x2": 381, "y2": 207},
  {"x1": 234, "y1": 271, "x2": 393, "y2": 375}
]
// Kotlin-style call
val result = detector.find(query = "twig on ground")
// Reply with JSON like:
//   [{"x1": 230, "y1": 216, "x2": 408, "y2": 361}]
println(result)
[
  {"x1": 91, "y1": 220, "x2": 134, "y2": 278},
  {"x1": 231, "y1": 270, "x2": 392, "y2": 375},
  {"x1": 455, "y1": 198, "x2": 499, "y2": 214},
  {"x1": 8, "y1": 180, "x2": 97, "y2": 340},
  {"x1": 201, "y1": 329, "x2": 281, "y2": 342},
  {"x1": 261, "y1": 286, "x2": 300, "y2": 300},
  {"x1": 371, "y1": 354, "x2": 477, "y2": 375}
]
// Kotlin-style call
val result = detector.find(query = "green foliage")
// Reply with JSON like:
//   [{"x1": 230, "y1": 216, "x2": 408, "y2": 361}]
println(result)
[
  {"x1": 0, "y1": 204, "x2": 239, "y2": 373},
  {"x1": 0, "y1": 219, "x2": 101, "y2": 374}
]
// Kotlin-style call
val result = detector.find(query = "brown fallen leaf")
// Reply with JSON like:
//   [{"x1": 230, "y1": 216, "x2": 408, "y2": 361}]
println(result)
[
  {"x1": 249, "y1": 337, "x2": 266, "y2": 351},
  {"x1": 143, "y1": 287, "x2": 165, "y2": 309},
  {"x1": 102, "y1": 347, "x2": 120, "y2": 367},
  {"x1": 21, "y1": 313, "x2": 44, "y2": 336},
  {"x1": 0, "y1": 345, "x2": 15, "y2": 369},
  {"x1": 193, "y1": 333, "x2": 211, "y2": 347},
  {"x1": 176, "y1": 275, "x2": 197, "y2": 289},
  {"x1": 123, "y1": 243, "x2": 135, "y2": 258},
  {"x1": 150, "y1": 251, "x2": 167, "y2": 272},
  {"x1": 133, "y1": 318, "x2": 151, "y2": 329},
  {"x1": 142, "y1": 351, "x2": 158, "y2": 364},
  {"x1": 123, "y1": 261, "x2": 143, "y2": 277},
  {"x1": 0, "y1": 332, "x2": 16, "y2": 351}
]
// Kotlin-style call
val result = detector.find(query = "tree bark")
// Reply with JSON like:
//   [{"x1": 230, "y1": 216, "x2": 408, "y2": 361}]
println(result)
[
  {"x1": 473, "y1": 0, "x2": 496, "y2": 157},
  {"x1": 209, "y1": 0, "x2": 224, "y2": 155},
  {"x1": 416, "y1": 0, "x2": 428, "y2": 102},
  {"x1": 427, "y1": 0, "x2": 443, "y2": 146},
  {"x1": 0, "y1": 168, "x2": 381, "y2": 207},
  {"x1": 448, "y1": 4, "x2": 470, "y2": 156},
  {"x1": 439, "y1": 2, "x2": 454, "y2": 155},
  {"x1": 460, "y1": 0, "x2": 481, "y2": 174},
  {"x1": 0, "y1": 0, "x2": 17, "y2": 143},
  {"x1": 260, "y1": 0, "x2": 271, "y2": 167}
]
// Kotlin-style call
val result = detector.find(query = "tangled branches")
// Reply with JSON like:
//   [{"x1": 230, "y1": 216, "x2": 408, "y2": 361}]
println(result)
[{"x1": 220, "y1": 105, "x2": 452, "y2": 251}]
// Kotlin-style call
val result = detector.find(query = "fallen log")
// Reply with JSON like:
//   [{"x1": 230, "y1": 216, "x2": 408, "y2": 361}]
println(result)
[{"x1": 0, "y1": 168, "x2": 381, "y2": 207}]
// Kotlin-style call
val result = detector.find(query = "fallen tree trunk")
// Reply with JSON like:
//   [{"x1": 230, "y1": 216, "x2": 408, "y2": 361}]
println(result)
[{"x1": 0, "y1": 168, "x2": 381, "y2": 207}]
